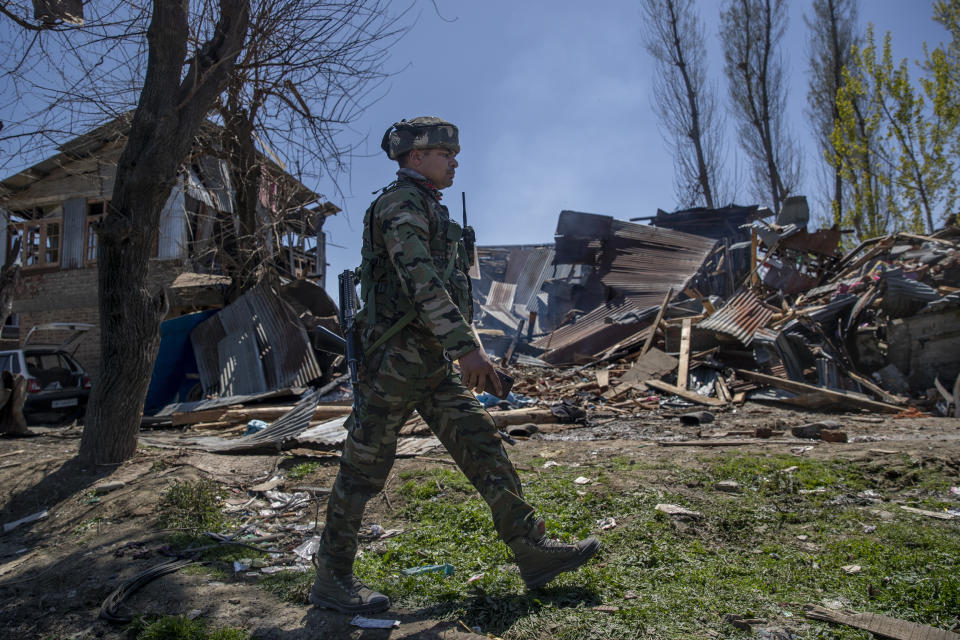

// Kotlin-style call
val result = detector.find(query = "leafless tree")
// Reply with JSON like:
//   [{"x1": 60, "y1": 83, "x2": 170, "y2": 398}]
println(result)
[
  {"x1": 213, "y1": 0, "x2": 404, "y2": 300},
  {"x1": 805, "y1": 0, "x2": 859, "y2": 224},
  {"x1": 77, "y1": 0, "x2": 249, "y2": 464},
  {"x1": 720, "y1": 0, "x2": 801, "y2": 213},
  {"x1": 641, "y1": 0, "x2": 726, "y2": 209}
]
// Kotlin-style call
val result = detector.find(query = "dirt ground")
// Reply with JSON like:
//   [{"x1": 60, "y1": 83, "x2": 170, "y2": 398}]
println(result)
[{"x1": 1, "y1": 404, "x2": 959, "y2": 640}]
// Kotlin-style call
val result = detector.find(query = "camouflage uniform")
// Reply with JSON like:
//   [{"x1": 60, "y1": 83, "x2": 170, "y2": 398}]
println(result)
[{"x1": 315, "y1": 168, "x2": 537, "y2": 572}]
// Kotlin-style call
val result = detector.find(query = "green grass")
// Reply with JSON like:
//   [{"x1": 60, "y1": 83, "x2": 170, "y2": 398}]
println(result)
[
  {"x1": 128, "y1": 615, "x2": 249, "y2": 640},
  {"x1": 256, "y1": 453, "x2": 959, "y2": 639},
  {"x1": 286, "y1": 461, "x2": 323, "y2": 480}
]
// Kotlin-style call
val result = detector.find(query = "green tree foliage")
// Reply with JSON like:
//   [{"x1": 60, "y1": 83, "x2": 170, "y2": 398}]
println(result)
[{"x1": 830, "y1": 16, "x2": 958, "y2": 240}]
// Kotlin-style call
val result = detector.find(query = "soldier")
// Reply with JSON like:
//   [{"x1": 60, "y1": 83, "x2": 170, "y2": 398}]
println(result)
[{"x1": 310, "y1": 117, "x2": 600, "y2": 614}]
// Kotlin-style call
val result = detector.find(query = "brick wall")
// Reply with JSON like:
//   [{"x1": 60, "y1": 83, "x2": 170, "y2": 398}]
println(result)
[{"x1": 12, "y1": 259, "x2": 185, "y2": 383}]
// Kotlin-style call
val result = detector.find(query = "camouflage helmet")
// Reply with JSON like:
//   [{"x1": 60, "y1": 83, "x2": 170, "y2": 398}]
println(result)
[{"x1": 380, "y1": 117, "x2": 460, "y2": 160}]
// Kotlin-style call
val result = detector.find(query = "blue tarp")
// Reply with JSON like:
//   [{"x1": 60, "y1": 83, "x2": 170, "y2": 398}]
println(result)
[{"x1": 144, "y1": 310, "x2": 217, "y2": 415}]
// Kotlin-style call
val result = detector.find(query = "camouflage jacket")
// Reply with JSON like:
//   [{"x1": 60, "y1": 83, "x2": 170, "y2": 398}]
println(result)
[{"x1": 358, "y1": 172, "x2": 478, "y2": 360}]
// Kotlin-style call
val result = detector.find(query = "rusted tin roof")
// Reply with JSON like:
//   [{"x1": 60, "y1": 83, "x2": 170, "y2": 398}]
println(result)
[
  {"x1": 696, "y1": 289, "x2": 778, "y2": 346},
  {"x1": 533, "y1": 212, "x2": 717, "y2": 363}
]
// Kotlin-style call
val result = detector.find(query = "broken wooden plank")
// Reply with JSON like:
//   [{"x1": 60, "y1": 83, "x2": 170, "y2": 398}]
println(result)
[
  {"x1": 172, "y1": 408, "x2": 230, "y2": 426},
  {"x1": 222, "y1": 404, "x2": 352, "y2": 423},
  {"x1": 602, "y1": 380, "x2": 648, "y2": 400},
  {"x1": 845, "y1": 370, "x2": 907, "y2": 406},
  {"x1": 735, "y1": 369, "x2": 904, "y2": 413},
  {"x1": 715, "y1": 376, "x2": 731, "y2": 404},
  {"x1": 639, "y1": 287, "x2": 673, "y2": 357},
  {"x1": 677, "y1": 318, "x2": 692, "y2": 391},
  {"x1": 803, "y1": 605, "x2": 959, "y2": 640},
  {"x1": 900, "y1": 505, "x2": 960, "y2": 520},
  {"x1": 657, "y1": 439, "x2": 796, "y2": 447},
  {"x1": 644, "y1": 379, "x2": 726, "y2": 406},
  {"x1": 596, "y1": 369, "x2": 610, "y2": 390}
]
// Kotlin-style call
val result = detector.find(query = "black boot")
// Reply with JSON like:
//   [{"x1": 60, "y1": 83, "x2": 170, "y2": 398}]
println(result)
[
  {"x1": 310, "y1": 554, "x2": 390, "y2": 614},
  {"x1": 507, "y1": 518, "x2": 601, "y2": 589}
]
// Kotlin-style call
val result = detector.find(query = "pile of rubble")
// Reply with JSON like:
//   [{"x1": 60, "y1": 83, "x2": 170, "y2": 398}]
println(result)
[{"x1": 147, "y1": 198, "x2": 960, "y2": 453}]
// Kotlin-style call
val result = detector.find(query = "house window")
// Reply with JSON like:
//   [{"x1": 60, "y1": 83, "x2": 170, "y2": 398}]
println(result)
[
  {"x1": 85, "y1": 201, "x2": 107, "y2": 264},
  {"x1": 10, "y1": 218, "x2": 61, "y2": 269}
]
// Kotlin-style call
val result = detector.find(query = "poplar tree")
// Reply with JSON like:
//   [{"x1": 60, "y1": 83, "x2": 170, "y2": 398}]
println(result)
[
  {"x1": 805, "y1": 0, "x2": 859, "y2": 224},
  {"x1": 720, "y1": 0, "x2": 801, "y2": 213},
  {"x1": 641, "y1": 0, "x2": 726, "y2": 208},
  {"x1": 831, "y1": 24, "x2": 957, "y2": 238}
]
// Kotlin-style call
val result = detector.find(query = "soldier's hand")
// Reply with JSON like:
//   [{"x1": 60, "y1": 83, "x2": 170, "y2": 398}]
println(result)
[{"x1": 458, "y1": 347, "x2": 502, "y2": 397}]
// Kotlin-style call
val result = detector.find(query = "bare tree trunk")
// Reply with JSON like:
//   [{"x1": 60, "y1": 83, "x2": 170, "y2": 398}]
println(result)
[{"x1": 78, "y1": 0, "x2": 248, "y2": 465}]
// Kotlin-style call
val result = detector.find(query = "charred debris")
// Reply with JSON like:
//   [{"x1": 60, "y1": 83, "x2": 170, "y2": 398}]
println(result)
[{"x1": 150, "y1": 195, "x2": 960, "y2": 452}]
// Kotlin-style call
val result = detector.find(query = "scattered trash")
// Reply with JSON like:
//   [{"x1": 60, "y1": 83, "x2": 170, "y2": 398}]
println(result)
[
  {"x1": 842, "y1": 565, "x2": 862, "y2": 574},
  {"x1": 261, "y1": 564, "x2": 309, "y2": 574},
  {"x1": 292, "y1": 537, "x2": 321, "y2": 561},
  {"x1": 3, "y1": 510, "x2": 48, "y2": 533},
  {"x1": 400, "y1": 563, "x2": 455, "y2": 576},
  {"x1": 233, "y1": 560, "x2": 251, "y2": 572},
  {"x1": 791, "y1": 421, "x2": 841, "y2": 440},
  {"x1": 573, "y1": 476, "x2": 592, "y2": 485},
  {"x1": 593, "y1": 605, "x2": 619, "y2": 613},
  {"x1": 93, "y1": 481, "x2": 125, "y2": 495},
  {"x1": 350, "y1": 615, "x2": 400, "y2": 629},
  {"x1": 244, "y1": 419, "x2": 269, "y2": 435},
  {"x1": 596, "y1": 517, "x2": 617, "y2": 530},
  {"x1": 655, "y1": 503, "x2": 702, "y2": 518},
  {"x1": 680, "y1": 411, "x2": 714, "y2": 426},
  {"x1": 543, "y1": 460, "x2": 561, "y2": 468},
  {"x1": 466, "y1": 573, "x2": 485, "y2": 584},
  {"x1": 863, "y1": 525, "x2": 877, "y2": 533}
]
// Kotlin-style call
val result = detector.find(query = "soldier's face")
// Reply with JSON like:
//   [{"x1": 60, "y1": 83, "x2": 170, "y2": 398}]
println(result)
[{"x1": 413, "y1": 148, "x2": 458, "y2": 189}]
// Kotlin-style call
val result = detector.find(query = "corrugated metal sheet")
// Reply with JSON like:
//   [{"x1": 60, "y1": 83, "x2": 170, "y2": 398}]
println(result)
[
  {"x1": 192, "y1": 285, "x2": 323, "y2": 397},
  {"x1": 696, "y1": 289, "x2": 778, "y2": 346},
  {"x1": 158, "y1": 183, "x2": 187, "y2": 260},
  {"x1": 514, "y1": 247, "x2": 555, "y2": 311},
  {"x1": 218, "y1": 330, "x2": 267, "y2": 396},
  {"x1": 533, "y1": 213, "x2": 717, "y2": 363},
  {"x1": 296, "y1": 415, "x2": 349, "y2": 446},
  {"x1": 184, "y1": 167, "x2": 215, "y2": 207},
  {"x1": 396, "y1": 437, "x2": 442, "y2": 457},
  {"x1": 486, "y1": 281, "x2": 517, "y2": 309},
  {"x1": 144, "y1": 389, "x2": 321, "y2": 453}
]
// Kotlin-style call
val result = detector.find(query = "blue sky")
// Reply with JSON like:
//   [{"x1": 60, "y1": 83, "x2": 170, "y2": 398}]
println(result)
[
  {"x1": 317, "y1": 0, "x2": 951, "y2": 290},
  {"x1": 0, "y1": 1, "x2": 950, "y2": 292}
]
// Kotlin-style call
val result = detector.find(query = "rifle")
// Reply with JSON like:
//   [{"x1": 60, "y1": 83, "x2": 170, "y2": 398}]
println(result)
[
  {"x1": 461, "y1": 191, "x2": 476, "y2": 268},
  {"x1": 338, "y1": 269, "x2": 362, "y2": 427}
]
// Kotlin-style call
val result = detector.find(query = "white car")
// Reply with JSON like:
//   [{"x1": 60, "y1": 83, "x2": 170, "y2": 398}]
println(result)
[{"x1": 0, "y1": 323, "x2": 93, "y2": 423}]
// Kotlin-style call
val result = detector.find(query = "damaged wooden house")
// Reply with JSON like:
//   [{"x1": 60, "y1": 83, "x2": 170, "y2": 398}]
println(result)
[{"x1": 0, "y1": 114, "x2": 341, "y2": 409}]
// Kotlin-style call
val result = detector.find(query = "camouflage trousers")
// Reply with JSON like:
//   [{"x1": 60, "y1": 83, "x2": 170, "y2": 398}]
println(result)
[{"x1": 316, "y1": 333, "x2": 536, "y2": 571}]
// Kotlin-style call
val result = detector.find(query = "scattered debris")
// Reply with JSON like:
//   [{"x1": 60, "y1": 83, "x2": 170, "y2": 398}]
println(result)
[
  {"x1": 2, "y1": 509, "x2": 48, "y2": 533},
  {"x1": 350, "y1": 615, "x2": 400, "y2": 630},
  {"x1": 803, "y1": 604, "x2": 959, "y2": 640},
  {"x1": 655, "y1": 503, "x2": 702, "y2": 518},
  {"x1": 400, "y1": 563, "x2": 455, "y2": 577}
]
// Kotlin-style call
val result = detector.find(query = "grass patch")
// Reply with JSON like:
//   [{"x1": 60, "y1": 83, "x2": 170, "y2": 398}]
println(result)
[
  {"x1": 128, "y1": 615, "x2": 249, "y2": 640},
  {"x1": 259, "y1": 453, "x2": 960, "y2": 639},
  {"x1": 287, "y1": 461, "x2": 323, "y2": 480}
]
